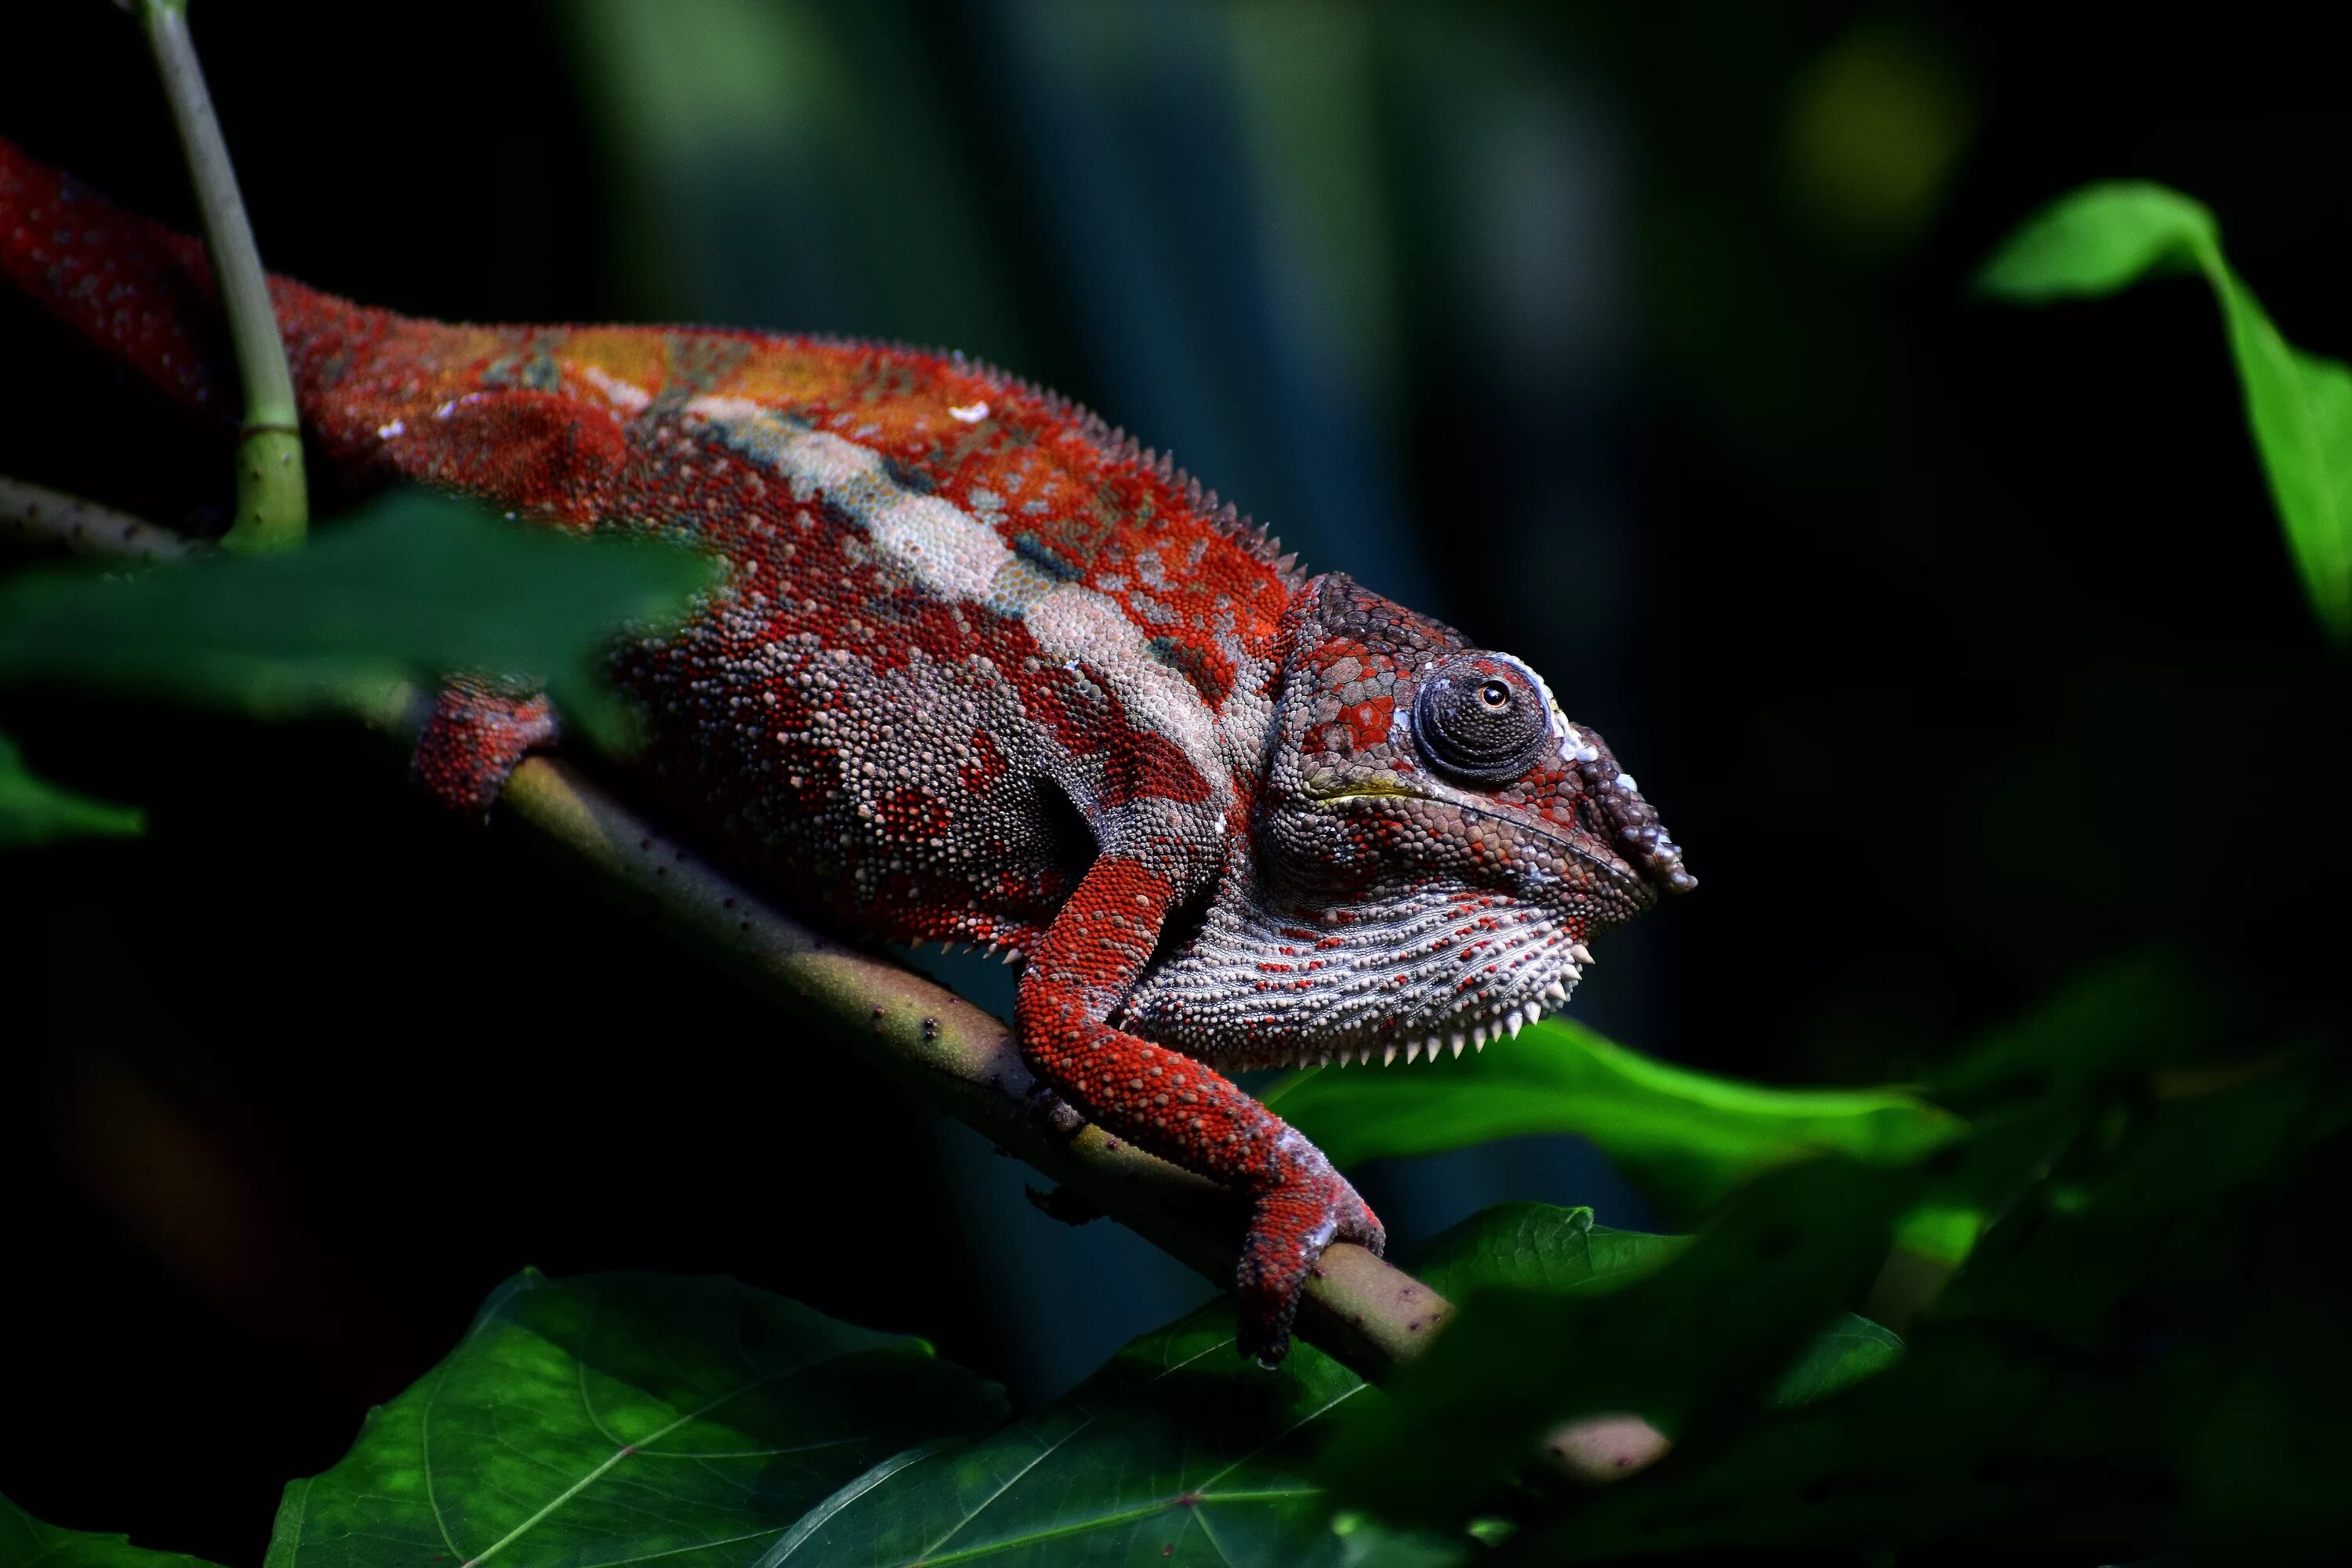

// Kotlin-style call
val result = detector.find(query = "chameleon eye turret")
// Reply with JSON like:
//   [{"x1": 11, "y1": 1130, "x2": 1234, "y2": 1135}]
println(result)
[{"x1": 1410, "y1": 652, "x2": 1555, "y2": 784}]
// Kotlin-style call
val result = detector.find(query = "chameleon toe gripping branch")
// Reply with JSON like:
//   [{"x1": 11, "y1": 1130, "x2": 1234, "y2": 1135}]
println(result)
[{"x1": 0, "y1": 137, "x2": 1694, "y2": 1366}]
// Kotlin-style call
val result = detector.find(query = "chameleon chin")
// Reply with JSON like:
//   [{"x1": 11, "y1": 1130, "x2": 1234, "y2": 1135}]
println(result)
[{"x1": 0, "y1": 136, "x2": 1693, "y2": 1367}]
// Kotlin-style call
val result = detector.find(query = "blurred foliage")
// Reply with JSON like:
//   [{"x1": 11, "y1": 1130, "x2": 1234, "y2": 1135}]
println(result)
[
  {"x1": 1780, "y1": 18, "x2": 1974, "y2": 251},
  {"x1": 1981, "y1": 181, "x2": 2352, "y2": 641},
  {"x1": 1325, "y1": 1160, "x2": 1925, "y2": 1533},
  {"x1": 1320, "y1": 959, "x2": 2350, "y2": 1559},
  {"x1": 0, "y1": 491, "x2": 715, "y2": 754},
  {"x1": 1266, "y1": 1018, "x2": 1962, "y2": 1219},
  {"x1": 0, "y1": 728, "x2": 141, "y2": 844}
]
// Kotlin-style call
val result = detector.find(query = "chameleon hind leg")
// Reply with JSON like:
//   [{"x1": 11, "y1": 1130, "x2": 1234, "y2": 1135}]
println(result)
[{"x1": 1014, "y1": 852, "x2": 1385, "y2": 1367}]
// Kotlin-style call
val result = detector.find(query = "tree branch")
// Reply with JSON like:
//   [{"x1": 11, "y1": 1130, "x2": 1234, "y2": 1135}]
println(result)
[
  {"x1": 0, "y1": 477, "x2": 197, "y2": 561},
  {"x1": 4, "y1": 489, "x2": 1671, "y2": 1485}
]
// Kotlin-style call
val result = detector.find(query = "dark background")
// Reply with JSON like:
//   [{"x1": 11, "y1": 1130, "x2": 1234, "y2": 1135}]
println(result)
[{"x1": 4, "y1": 2, "x2": 2347, "y2": 1562}]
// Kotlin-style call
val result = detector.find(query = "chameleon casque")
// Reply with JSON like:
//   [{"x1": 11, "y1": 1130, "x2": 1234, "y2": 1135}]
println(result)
[{"x1": 0, "y1": 138, "x2": 1694, "y2": 1364}]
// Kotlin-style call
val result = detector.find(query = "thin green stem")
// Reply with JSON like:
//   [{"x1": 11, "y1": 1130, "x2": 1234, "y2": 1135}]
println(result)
[{"x1": 136, "y1": 0, "x2": 307, "y2": 552}]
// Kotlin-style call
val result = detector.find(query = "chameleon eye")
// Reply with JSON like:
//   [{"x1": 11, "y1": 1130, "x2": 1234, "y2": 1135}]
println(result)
[{"x1": 1412, "y1": 655, "x2": 1553, "y2": 785}]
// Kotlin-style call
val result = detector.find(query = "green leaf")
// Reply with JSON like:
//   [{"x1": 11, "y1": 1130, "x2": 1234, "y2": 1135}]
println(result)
[
  {"x1": 0, "y1": 489, "x2": 717, "y2": 744},
  {"x1": 1414, "y1": 1203, "x2": 1900, "y2": 1412},
  {"x1": 758, "y1": 1305, "x2": 1465, "y2": 1568},
  {"x1": 2, "y1": 1497, "x2": 226, "y2": 1568},
  {"x1": 1412, "y1": 1201, "x2": 1689, "y2": 1300},
  {"x1": 1973, "y1": 180, "x2": 2217, "y2": 298},
  {"x1": 1264, "y1": 1018, "x2": 1962, "y2": 1216},
  {"x1": 1322, "y1": 1163, "x2": 1924, "y2": 1530},
  {"x1": 263, "y1": 1270, "x2": 1004, "y2": 1568},
  {"x1": 0, "y1": 729, "x2": 143, "y2": 846},
  {"x1": 1980, "y1": 180, "x2": 2352, "y2": 641},
  {"x1": 1763, "y1": 1313, "x2": 1904, "y2": 1408},
  {"x1": 1927, "y1": 949, "x2": 2227, "y2": 1104}
]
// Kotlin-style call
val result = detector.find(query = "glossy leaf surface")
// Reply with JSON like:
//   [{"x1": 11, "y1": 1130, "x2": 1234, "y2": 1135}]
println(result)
[
  {"x1": 762, "y1": 1305, "x2": 1460, "y2": 1567},
  {"x1": 263, "y1": 1271, "x2": 1004, "y2": 1568}
]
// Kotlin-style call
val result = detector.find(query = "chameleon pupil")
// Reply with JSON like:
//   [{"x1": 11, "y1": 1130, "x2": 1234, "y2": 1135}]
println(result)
[{"x1": 1480, "y1": 680, "x2": 1510, "y2": 710}]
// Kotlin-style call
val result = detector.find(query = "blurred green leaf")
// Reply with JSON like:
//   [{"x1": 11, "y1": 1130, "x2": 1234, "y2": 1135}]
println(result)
[
  {"x1": 1980, "y1": 180, "x2": 2352, "y2": 641},
  {"x1": 1327, "y1": 1177, "x2": 1918, "y2": 1530},
  {"x1": 0, "y1": 729, "x2": 142, "y2": 846},
  {"x1": 1764, "y1": 1313, "x2": 1904, "y2": 1408},
  {"x1": 1417, "y1": 1202, "x2": 1900, "y2": 1410},
  {"x1": 1413, "y1": 1201, "x2": 1687, "y2": 1299},
  {"x1": 2, "y1": 1497, "x2": 223, "y2": 1568},
  {"x1": 1975, "y1": 181, "x2": 2217, "y2": 297},
  {"x1": 1265, "y1": 1018, "x2": 1962, "y2": 1216},
  {"x1": 1491, "y1": 1067, "x2": 2352, "y2": 1559},
  {"x1": 263, "y1": 1270, "x2": 1004, "y2": 1568},
  {"x1": 1927, "y1": 949, "x2": 2227, "y2": 1104},
  {"x1": 761, "y1": 1302, "x2": 1465, "y2": 1567},
  {"x1": 0, "y1": 490, "x2": 717, "y2": 746}
]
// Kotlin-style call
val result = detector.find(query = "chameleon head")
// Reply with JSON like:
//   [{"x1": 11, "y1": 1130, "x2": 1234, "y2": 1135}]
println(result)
[{"x1": 1118, "y1": 572, "x2": 1693, "y2": 1069}]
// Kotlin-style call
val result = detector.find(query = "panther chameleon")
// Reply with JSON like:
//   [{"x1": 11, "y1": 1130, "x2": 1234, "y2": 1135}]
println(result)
[{"x1": 0, "y1": 136, "x2": 1694, "y2": 1365}]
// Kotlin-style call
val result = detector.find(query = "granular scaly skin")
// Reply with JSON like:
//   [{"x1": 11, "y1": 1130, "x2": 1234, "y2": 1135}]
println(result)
[{"x1": 0, "y1": 140, "x2": 1695, "y2": 1363}]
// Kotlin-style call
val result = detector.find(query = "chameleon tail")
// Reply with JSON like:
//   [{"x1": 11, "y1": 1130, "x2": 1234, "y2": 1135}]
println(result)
[
  {"x1": 1, "y1": 136, "x2": 582, "y2": 811},
  {"x1": 0, "y1": 135, "x2": 392, "y2": 433}
]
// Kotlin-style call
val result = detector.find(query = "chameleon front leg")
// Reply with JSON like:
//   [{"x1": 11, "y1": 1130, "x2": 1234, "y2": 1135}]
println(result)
[
  {"x1": 411, "y1": 675, "x2": 557, "y2": 815},
  {"x1": 1014, "y1": 852, "x2": 1385, "y2": 1366}
]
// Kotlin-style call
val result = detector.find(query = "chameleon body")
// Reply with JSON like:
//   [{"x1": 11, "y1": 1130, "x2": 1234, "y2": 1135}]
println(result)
[{"x1": 0, "y1": 140, "x2": 1694, "y2": 1363}]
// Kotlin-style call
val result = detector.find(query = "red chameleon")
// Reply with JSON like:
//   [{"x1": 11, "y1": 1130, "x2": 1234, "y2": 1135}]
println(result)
[{"x1": 0, "y1": 138, "x2": 1695, "y2": 1365}]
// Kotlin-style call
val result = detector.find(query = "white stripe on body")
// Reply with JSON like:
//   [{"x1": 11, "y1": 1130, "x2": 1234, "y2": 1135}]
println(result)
[{"x1": 683, "y1": 395, "x2": 1239, "y2": 811}]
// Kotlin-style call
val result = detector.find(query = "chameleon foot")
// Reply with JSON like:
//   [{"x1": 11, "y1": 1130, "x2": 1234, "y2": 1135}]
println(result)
[{"x1": 1236, "y1": 1142, "x2": 1385, "y2": 1368}]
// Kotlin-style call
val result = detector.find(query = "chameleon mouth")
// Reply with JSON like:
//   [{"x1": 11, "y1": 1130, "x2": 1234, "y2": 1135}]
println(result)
[{"x1": 1312, "y1": 787, "x2": 1655, "y2": 902}]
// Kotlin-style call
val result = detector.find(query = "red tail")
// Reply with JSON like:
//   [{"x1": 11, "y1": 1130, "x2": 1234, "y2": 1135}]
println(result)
[
  {"x1": 0, "y1": 136, "x2": 401, "y2": 431},
  {"x1": 0, "y1": 136, "x2": 245, "y2": 417}
]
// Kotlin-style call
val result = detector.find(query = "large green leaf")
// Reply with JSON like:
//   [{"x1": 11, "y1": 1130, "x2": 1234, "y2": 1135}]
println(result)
[
  {"x1": 0, "y1": 728, "x2": 142, "y2": 847},
  {"x1": 757, "y1": 1305, "x2": 1465, "y2": 1567},
  {"x1": 1980, "y1": 180, "x2": 2352, "y2": 642},
  {"x1": 1263, "y1": 1018, "x2": 1962, "y2": 1215},
  {"x1": 1, "y1": 1497, "x2": 224, "y2": 1568},
  {"x1": 0, "y1": 490, "x2": 717, "y2": 742},
  {"x1": 263, "y1": 1270, "x2": 1004, "y2": 1568}
]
